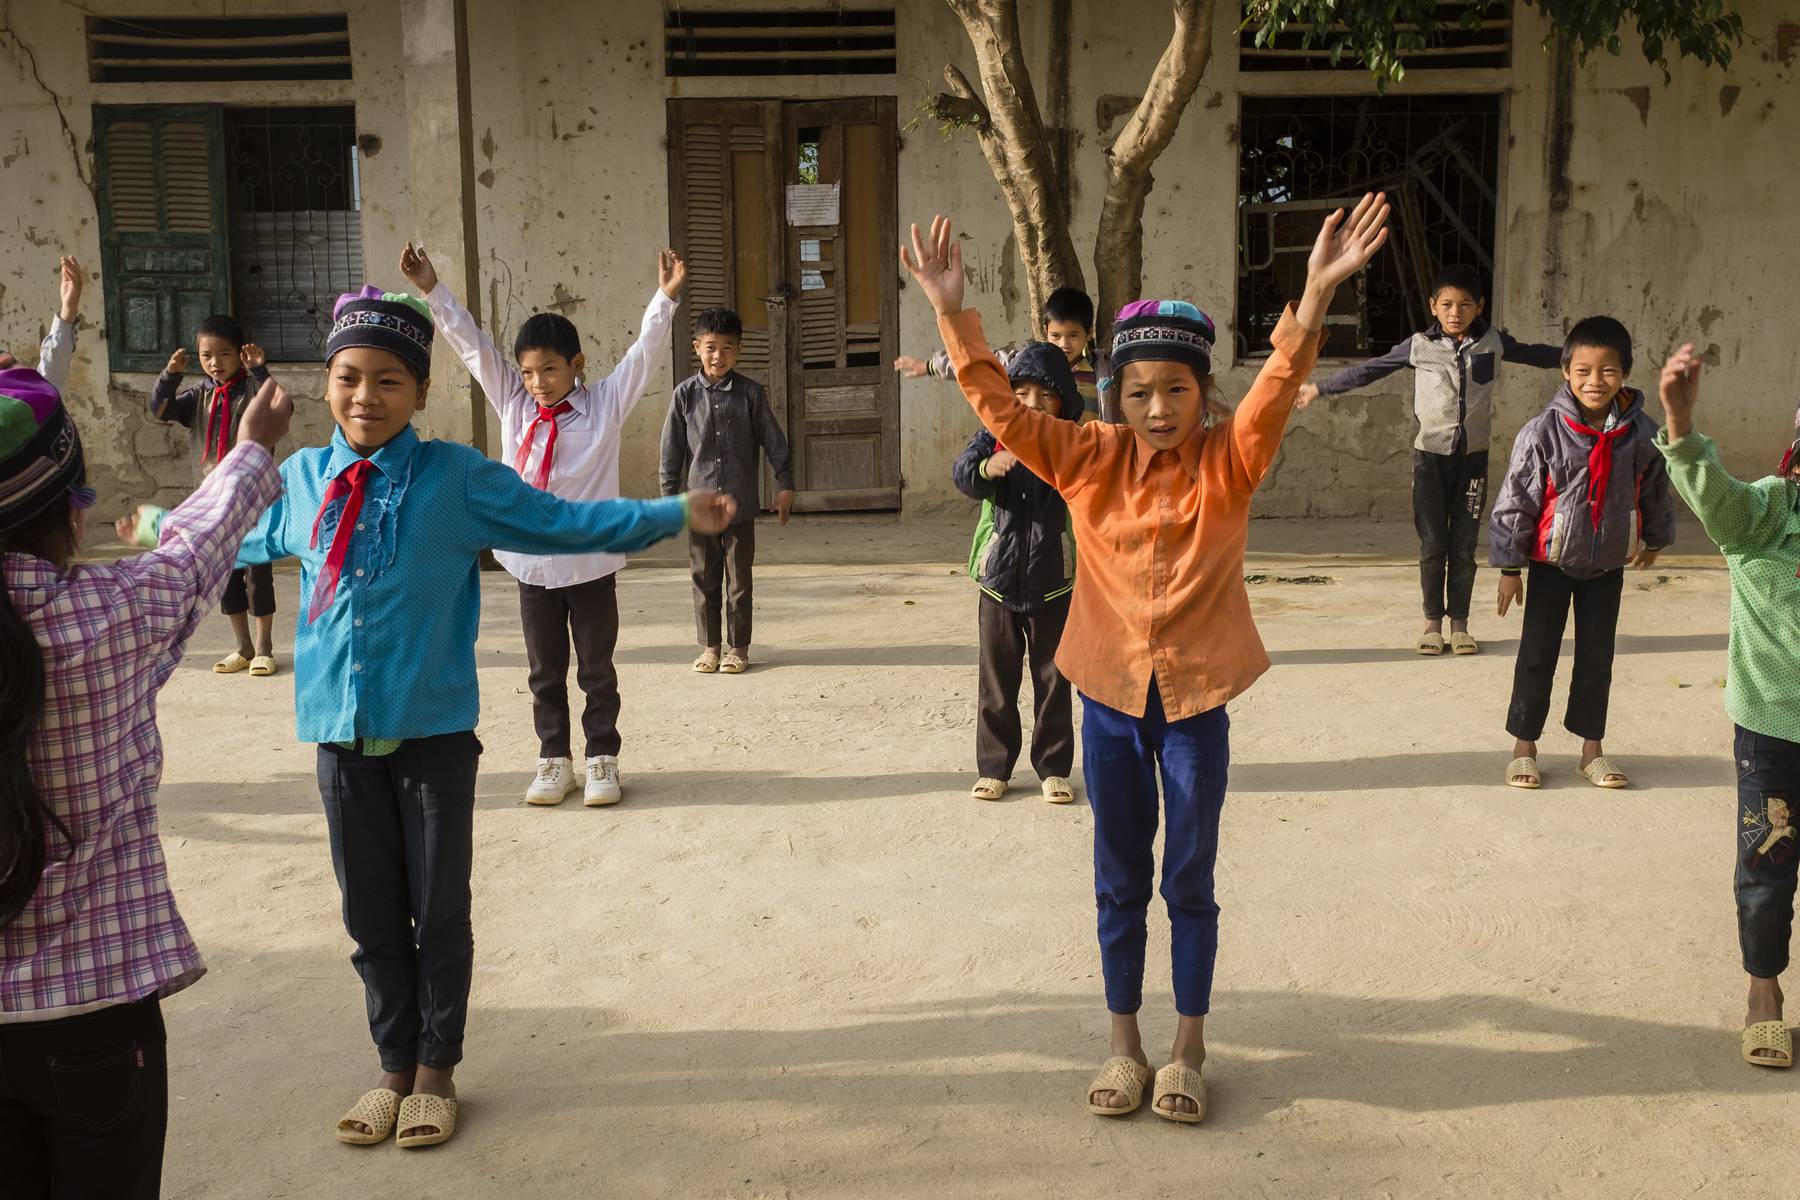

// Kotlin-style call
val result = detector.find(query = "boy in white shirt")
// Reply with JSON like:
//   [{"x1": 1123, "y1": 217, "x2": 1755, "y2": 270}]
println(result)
[{"x1": 400, "y1": 242, "x2": 685, "y2": 806}]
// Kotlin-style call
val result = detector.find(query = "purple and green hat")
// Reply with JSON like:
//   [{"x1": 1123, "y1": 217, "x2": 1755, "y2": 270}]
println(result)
[
  {"x1": 0, "y1": 368, "x2": 94, "y2": 533},
  {"x1": 1103, "y1": 300, "x2": 1216, "y2": 391},
  {"x1": 328, "y1": 285, "x2": 434, "y2": 381}
]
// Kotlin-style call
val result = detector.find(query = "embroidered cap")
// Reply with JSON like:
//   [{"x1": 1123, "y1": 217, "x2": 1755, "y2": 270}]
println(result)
[
  {"x1": 328, "y1": 285, "x2": 435, "y2": 381},
  {"x1": 0, "y1": 368, "x2": 95, "y2": 532},
  {"x1": 1104, "y1": 300, "x2": 1216, "y2": 391}
]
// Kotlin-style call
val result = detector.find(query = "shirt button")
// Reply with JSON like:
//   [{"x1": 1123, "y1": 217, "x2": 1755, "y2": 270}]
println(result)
[
  {"x1": 354, "y1": 617, "x2": 364, "y2": 627},
  {"x1": 353, "y1": 662, "x2": 363, "y2": 672},
  {"x1": 357, "y1": 523, "x2": 365, "y2": 530},
  {"x1": 354, "y1": 568, "x2": 365, "y2": 577},
  {"x1": 1149, "y1": 636, "x2": 1159, "y2": 647}
]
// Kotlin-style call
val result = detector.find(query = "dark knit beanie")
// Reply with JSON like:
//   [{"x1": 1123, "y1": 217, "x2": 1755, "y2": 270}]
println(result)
[
  {"x1": 328, "y1": 285, "x2": 434, "y2": 381},
  {"x1": 1103, "y1": 300, "x2": 1216, "y2": 391},
  {"x1": 0, "y1": 368, "x2": 94, "y2": 532}
]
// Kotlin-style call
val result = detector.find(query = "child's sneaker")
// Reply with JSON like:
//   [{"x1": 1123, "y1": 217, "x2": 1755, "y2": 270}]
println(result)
[
  {"x1": 525, "y1": 757, "x2": 578, "y2": 806},
  {"x1": 584, "y1": 755, "x2": 622, "y2": 807}
]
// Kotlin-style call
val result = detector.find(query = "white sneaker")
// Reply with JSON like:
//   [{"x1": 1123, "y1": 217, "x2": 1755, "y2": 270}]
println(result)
[
  {"x1": 583, "y1": 755, "x2": 622, "y2": 807},
  {"x1": 525, "y1": 757, "x2": 577, "y2": 806}
]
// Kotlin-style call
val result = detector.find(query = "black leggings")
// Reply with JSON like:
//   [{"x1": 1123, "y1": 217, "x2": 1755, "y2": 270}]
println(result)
[{"x1": 0, "y1": 996, "x2": 168, "y2": 1199}]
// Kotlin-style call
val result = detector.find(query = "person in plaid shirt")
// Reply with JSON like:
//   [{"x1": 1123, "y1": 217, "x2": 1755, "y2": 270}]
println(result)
[{"x1": 0, "y1": 365, "x2": 291, "y2": 1198}]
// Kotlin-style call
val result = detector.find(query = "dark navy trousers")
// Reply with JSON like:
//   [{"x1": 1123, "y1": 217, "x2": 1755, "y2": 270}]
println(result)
[{"x1": 1081, "y1": 684, "x2": 1230, "y2": 1016}]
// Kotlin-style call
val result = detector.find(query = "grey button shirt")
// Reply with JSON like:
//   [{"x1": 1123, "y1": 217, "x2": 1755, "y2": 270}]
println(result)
[{"x1": 659, "y1": 370, "x2": 795, "y2": 521}]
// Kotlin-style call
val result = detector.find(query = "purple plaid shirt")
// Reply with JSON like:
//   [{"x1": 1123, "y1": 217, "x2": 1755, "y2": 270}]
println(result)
[{"x1": 2, "y1": 442, "x2": 281, "y2": 1020}]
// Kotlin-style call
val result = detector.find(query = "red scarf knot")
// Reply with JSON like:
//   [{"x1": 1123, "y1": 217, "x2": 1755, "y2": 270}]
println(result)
[
  {"x1": 1561, "y1": 414, "x2": 1632, "y2": 532},
  {"x1": 201, "y1": 370, "x2": 248, "y2": 465},
  {"x1": 514, "y1": 400, "x2": 574, "y2": 490},
  {"x1": 306, "y1": 459, "x2": 376, "y2": 623}
]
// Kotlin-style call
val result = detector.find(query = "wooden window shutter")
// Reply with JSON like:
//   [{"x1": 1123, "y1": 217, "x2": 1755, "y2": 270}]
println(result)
[
  {"x1": 95, "y1": 105, "x2": 230, "y2": 373},
  {"x1": 668, "y1": 104, "x2": 775, "y2": 383}
]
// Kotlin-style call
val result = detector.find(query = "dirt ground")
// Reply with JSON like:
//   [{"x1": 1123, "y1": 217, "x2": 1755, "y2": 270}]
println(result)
[{"x1": 139, "y1": 513, "x2": 1793, "y2": 1199}]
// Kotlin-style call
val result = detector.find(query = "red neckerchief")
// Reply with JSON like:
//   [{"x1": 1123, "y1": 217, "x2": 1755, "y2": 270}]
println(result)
[
  {"x1": 514, "y1": 400, "x2": 574, "y2": 489},
  {"x1": 306, "y1": 459, "x2": 376, "y2": 623},
  {"x1": 202, "y1": 370, "x2": 248, "y2": 464},
  {"x1": 1560, "y1": 410, "x2": 1632, "y2": 531}
]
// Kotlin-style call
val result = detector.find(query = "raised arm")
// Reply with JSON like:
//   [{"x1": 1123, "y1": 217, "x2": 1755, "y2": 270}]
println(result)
[
  {"x1": 1499, "y1": 330, "x2": 1563, "y2": 371},
  {"x1": 1655, "y1": 342, "x2": 1792, "y2": 554},
  {"x1": 596, "y1": 261, "x2": 682, "y2": 423},
  {"x1": 35, "y1": 256, "x2": 82, "y2": 390},
  {"x1": 150, "y1": 350, "x2": 199, "y2": 425},
  {"x1": 403, "y1": 241, "x2": 527, "y2": 416}
]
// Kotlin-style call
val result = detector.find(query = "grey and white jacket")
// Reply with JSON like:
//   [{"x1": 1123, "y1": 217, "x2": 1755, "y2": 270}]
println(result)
[
  {"x1": 1489, "y1": 385, "x2": 1677, "y2": 579},
  {"x1": 1315, "y1": 318, "x2": 1560, "y2": 455}
]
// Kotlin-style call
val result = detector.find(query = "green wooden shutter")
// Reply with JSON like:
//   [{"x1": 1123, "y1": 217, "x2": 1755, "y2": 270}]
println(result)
[{"x1": 94, "y1": 105, "x2": 229, "y2": 373}]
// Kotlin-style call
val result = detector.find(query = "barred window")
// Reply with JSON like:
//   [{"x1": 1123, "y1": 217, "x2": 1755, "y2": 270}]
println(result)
[{"x1": 1235, "y1": 94, "x2": 1502, "y2": 359}]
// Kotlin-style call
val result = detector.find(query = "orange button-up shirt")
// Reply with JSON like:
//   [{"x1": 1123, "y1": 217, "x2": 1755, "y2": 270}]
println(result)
[{"x1": 940, "y1": 306, "x2": 1321, "y2": 720}]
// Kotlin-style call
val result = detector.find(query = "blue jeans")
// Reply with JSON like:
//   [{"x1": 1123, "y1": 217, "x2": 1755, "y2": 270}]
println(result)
[
  {"x1": 316, "y1": 732, "x2": 482, "y2": 1072},
  {"x1": 1082, "y1": 685, "x2": 1230, "y2": 1016},
  {"x1": 1735, "y1": 725, "x2": 1800, "y2": 978}
]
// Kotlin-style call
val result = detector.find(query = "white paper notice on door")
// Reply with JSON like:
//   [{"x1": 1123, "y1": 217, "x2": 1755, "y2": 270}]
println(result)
[{"x1": 786, "y1": 183, "x2": 839, "y2": 226}]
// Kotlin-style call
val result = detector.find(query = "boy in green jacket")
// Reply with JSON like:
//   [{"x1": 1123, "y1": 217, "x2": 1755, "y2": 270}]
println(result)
[{"x1": 1655, "y1": 342, "x2": 1800, "y2": 1070}]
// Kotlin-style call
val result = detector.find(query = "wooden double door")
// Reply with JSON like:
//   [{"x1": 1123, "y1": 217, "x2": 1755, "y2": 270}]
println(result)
[{"x1": 668, "y1": 97, "x2": 900, "y2": 512}]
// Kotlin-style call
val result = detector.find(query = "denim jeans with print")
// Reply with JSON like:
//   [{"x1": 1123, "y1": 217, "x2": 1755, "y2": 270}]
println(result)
[{"x1": 1734, "y1": 725, "x2": 1800, "y2": 978}]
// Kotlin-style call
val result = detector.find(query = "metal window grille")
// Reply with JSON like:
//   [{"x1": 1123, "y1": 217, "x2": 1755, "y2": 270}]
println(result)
[
  {"x1": 665, "y1": 8, "x2": 896, "y2": 76},
  {"x1": 86, "y1": 14, "x2": 352, "y2": 83},
  {"x1": 1236, "y1": 94, "x2": 1502, "y2": 358},
  {"x1": 224, "y1": 106, "x2": 363, "y2": 361},
  {"x1": 1240, "y1": 1, "x2": 1511, "y2": 73}
]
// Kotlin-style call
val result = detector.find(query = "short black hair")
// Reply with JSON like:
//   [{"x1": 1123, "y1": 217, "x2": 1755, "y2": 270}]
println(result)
[
  {"x1": 1562, "y1": 315, "x2": 1633, "y2": 374},
  {"x1": 513, "y1": 312, "x2": 582, "y2": 362},
  {"x1": 1043, "y1": 286, "x2": 1094, "y2": 331},
  {"x1": 1429, "y1": 264, "x2": 1485, "y2": 301},
  {"x1": 195, "y1": 314, "x2": 244, "y2": 347},
  {"x1": 694, "y1": 307, "x2": 742, "y2": 340}
]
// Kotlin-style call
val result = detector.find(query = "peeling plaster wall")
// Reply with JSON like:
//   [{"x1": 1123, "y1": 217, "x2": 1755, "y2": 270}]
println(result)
[
  {"x1": 0, "y1": 0, "x2": 467, "y2": 512},
  {"x1": 5, "y1": 0, "x2": 1797, "y2": 524}
]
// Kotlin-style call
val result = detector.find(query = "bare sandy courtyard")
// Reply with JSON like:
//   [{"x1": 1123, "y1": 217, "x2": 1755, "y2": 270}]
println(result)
[{"x1": 145, "y1": 515, "x2": 1785, "y2": 1198}]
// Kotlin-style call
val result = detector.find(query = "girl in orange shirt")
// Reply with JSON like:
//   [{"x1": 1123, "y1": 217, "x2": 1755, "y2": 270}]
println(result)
[{"x1": 902, "y1": 194, "x2": 1389, "y2": 1125}]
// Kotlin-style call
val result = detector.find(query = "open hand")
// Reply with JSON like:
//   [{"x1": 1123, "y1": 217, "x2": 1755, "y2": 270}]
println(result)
[
  {"x1": 1496, "y1": 573, "x2": 1524, "y2": 617},
  {"x1": 1294, "y1": 381, "x2": 1320, "y2": 411},
  {"x1": 986, "y1": 449, "x2": 1019, "y2": 477},
  {"x1": 398, "y1": 241, "x2": 439, "y2": 294},
  {"x1": 166, "y1": 347, "x2": 190, "y2": 375},
  {"x1": 687, "y1": 489, "x2": 737, "y2": 534},
  {"x1": 1308, "y1": 192, "x2": 1390, "y2": 290},
  {"x1": 240, "y1": 342, "x2": 266, "y2": 370},
  {"x1": 58, "y1": 256, "x2": 82, "y2": 322},
  {"x1": 114, "y1": 508, "x2": 141, "y2": 546},
  {"x1": 776, "y1": 489, "x2": 795, "y2": 526},
  {"x1": 659, "y1": 249, "x2": 687, "y2": 299},
  {"x1": 1630, "y1": 546, "x2": 1660, "y2": 570},
  {"x1": 898, "y1": 215, "x2": 965, "y2": 317},
  {"x1": 237, "y1": 376, "x2": 293, "y2": 452},
  {"x1": 893, "y1": 355, "x2": 928, "y2": 378},
  {"x1": 1658, "y1": 342, "x2": 1701, "y2": 441}
]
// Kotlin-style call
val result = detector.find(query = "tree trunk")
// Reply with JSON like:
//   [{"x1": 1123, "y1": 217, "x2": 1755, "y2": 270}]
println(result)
[
  {"x1": 942, "y1": 0, "x2": 1084, "y2": 326},
  {"x1": 1093, "y1": 0, "x2": 1215, "y2": 344}
]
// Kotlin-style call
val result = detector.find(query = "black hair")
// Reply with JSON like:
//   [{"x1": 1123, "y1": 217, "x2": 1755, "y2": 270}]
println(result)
[
  {"x1": 195, "y1": 313, "x2": 245, "y2": 347},
  {"x1": 1562, "y1": 315, "x2": 1634, "y2": 374},
  {"x1": 693, "y1": 307, "x2": 743, "y2": 340},
  {"x1": 512, "y1": 312, "x2": 582, "y2": 362},
  {"x1": 1429, "y1": 264, "x2": 1485, "y2": 301},
  {"x1": 1043, "y1": 286, "x2": 1095, "y2": 331},
  {"x1": 0, "y1": 502, "x2": 75, "y2": 928}
]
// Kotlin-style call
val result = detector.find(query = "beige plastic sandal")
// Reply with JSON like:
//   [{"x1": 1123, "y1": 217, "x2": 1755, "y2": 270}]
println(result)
[
  {"x1": 213, "y1": 651, "x2": 251, "y2": 674},
  {"x1": 1151, "y1": 1062, "x2": 1208, "y2": 1125},
  {"x1": 1041, "y1": 776, "x2": 1075, "y2": 804},
  {"x1": 970, "y1": 777, "x2": 1008, "y2": 802},
  {"x1": 249, "y1": 654, "x2": 277, "y2": 677},
  {"x1": 1415, "y1": 631, "x2": 1445, "y2": 656},
  {"x1": 692, "y1": 649, "x2": 719, "y2": 673},
  {"x1": 396, "y1": 1092, "x2": 458, "y2": 1148},
  {"x1": 1086, "y1": 1055, "x2": 1151, "y2": 1116},
  {"x1": 334, "y1": 1087, "x2": 402, "y2": 1145},
  {"x1": 1581, "y1": 756, "x2": 1629, "y2": 788},
  {"x1": 1505, "y1": 756, "x2": 1541, "y2": 789},
  {"x1": 1742, "y1": 1021, "x2": 1793, "y2": 1068},
  {"x1": 1449, "y1": 632, "x2": 1480, "y2": 655},
  {"x1": 719, "y1": 650, "x2": 748, "y2": 674}
]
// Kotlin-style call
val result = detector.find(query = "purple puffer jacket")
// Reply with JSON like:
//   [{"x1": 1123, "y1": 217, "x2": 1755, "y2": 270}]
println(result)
[{"x1": 1490, "y1": 384, "x2": 1677, "y2": 579}]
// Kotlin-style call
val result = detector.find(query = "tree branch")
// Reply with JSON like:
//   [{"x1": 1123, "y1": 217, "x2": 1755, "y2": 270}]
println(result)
[{"x1": 1094, "y1": 0, "x2": 1214, "y2": 341}]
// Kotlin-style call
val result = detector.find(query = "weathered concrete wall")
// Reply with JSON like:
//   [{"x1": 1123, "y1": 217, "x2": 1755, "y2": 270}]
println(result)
[{"x1": 5, "y1": 0, "x2": 1796, "y2": 524}]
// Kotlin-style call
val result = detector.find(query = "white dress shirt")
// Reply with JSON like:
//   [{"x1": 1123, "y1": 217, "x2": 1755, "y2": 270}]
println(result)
[
  {"x1": 36, "y1": 316, "x2": 77, "y2": 390},
  {"x1": 427, "y1": 282, "x2": 678, "y2": 587}
]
